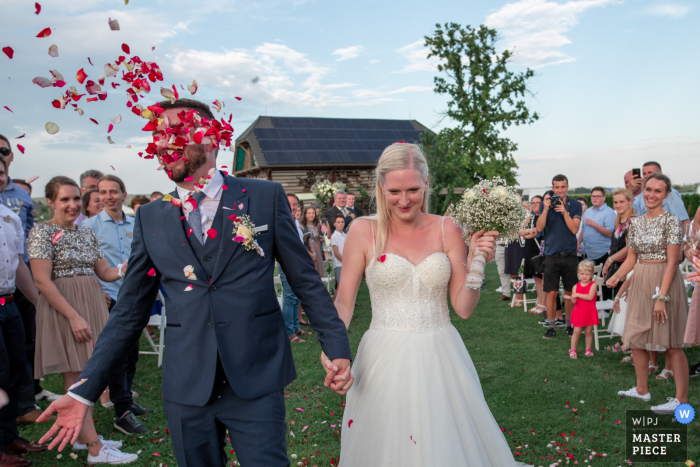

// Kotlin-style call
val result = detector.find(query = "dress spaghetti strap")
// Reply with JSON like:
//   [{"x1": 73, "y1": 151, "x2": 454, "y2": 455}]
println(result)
[
  {"x1": 370, "y1": 220, "x2": 376, "y2": 257},
  {"x1": 441, "y1": 216, "x2": 447, "y2": 254}
]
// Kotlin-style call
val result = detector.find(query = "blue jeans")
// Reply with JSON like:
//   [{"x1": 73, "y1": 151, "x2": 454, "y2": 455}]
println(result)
[
  {"x1": 0, "y1": 301, "x2": 26, "y2": 449},
  {"x1": 278, "y1": 269, "x2": 300, "y2": 337}
]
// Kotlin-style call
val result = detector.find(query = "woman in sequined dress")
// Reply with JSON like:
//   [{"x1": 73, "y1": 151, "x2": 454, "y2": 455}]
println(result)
[
  {"x1": 329, "y1": 143, "x2": 526, "y2": 466},
  {"x1": 28, "y1": 176, "x2": 136, "y2": 462},
  {"x1": 606, "y1": 173, "x2": 690, "y2": 414}
]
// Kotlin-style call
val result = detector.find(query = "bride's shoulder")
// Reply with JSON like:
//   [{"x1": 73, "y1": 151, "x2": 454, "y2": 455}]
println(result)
[
  {"x1": 440, "y1": 216, "x2": 466, "y2": 248},
  {"x1": 347, "y1": 217, "x2": 375, "y2": 238}
]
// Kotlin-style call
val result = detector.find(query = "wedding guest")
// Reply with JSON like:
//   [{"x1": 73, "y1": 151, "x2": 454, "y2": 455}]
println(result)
[
  {"x1": 80, "y1": 175, "x2": 152, "y2": 434},
  {"x1": 568, "y1": 260, "x2": 599, "y2": 359},
  {"x1": 331, "y1": 214, "x2": 346, "y2": 300},
  {"x1": 11, "y1": 180, "x2": 32, "y2": 196},
  {"x1": 325, "y1": 190, "x2": 354, "y2": 236},
  {"x1": 300, "y1": 206, "x2": 325, "y2": 278},
  {"x1": 624, "y1": 169, "x2": 643, "y2": 198},
  {"x1": 0, "y1": 154, "x2": 48, "y2": 466},
  {"x1": 75, "y1": 170, "x2": 104, "y2": 226},
  {"x1": 295, "y1": 205, "x2": 302, "y2": 223},
  {"x1": 576, "y1": 196, "x2": 587, "y2": 255},
  {"x1": 684, "y1": 209, "x2": 700, "y2": 377},
  {"x1": 522, "y1": 196, "x2": 545, "y2": 313},
  {"x1": 632, "y1": 162, "x2": 689, "y2": 235},
  {"x1": 81, "y1": 190, "x2": 103, "y2": 219},
  {"x1": 602, "y1": 189, "x2": 637, "y2": 295},
  {"x1": 607, "y1": 173, "x2": 690, "y2": 414},
  {"x1": 130, "y1": 195, "x2": 149, "y2": 213},
  {"x1": 0, "y1": 135, "x2": 54, "y2": 426},
  {"x1": 536, "y1": 191, "x2": 566, "y2": 326},
  {"x1": 504, "y1": 238, "x2": 525, "y2": 307},
  {"x1": 581, "y1": 187, "x2": 615, "y2": 299},
  {"x1": 149, "y1": 191, "x2": 163, "y2": 202},
  {"x1": 537, "y1": 175, "x2": 582, "y2": 338},
  {"x1": 346, "y1": 193, "x2": 364, "y2": 218},
  {"x1": 28, "y1": 176, "x2": 137, "y2": 463}
]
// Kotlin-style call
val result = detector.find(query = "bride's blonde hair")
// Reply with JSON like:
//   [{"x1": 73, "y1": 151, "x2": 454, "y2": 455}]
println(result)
[{"x1": 368, "y1": 142, "x2": 430, "y2": 257}]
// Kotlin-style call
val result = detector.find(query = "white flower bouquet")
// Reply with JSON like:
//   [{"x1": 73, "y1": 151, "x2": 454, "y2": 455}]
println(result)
[
  {"x1": 452, "y1": 177, "x2": 529, "y2": 289},
  {"x1": 311, "y1": 180, "x2": 348, "y2": 207}
]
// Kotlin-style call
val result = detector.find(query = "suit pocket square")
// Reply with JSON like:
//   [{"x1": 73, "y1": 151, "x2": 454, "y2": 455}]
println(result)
[{"x1": 254, "y1": 224, "x2": 268, "y2": 233}]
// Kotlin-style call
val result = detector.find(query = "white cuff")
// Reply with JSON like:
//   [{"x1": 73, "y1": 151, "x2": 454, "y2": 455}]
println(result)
[{"x1": 68, "y1": 391, "x2": 94, "y2": 407}]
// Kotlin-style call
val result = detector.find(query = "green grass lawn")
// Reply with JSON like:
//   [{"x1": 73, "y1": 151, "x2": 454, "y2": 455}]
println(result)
[{"x1": 21, "y1": 263, "x2": 700, "y2": 466}]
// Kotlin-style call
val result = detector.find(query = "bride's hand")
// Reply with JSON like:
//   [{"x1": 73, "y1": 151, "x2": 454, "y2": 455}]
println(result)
[
  {"x1": 320, "y1": 351, "x2": 353, "y2": 395},
  {"x1": 469, "y1": 230, "x2": 499, "y2": 262}
]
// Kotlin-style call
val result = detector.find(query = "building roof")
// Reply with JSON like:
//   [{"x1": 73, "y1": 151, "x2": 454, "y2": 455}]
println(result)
[{"x1": 236, "y1": 116, "x2": 431, "y2": 168}]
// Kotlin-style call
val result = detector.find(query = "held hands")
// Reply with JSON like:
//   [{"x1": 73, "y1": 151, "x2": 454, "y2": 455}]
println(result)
[
  {"x1": 37, "y1": 395, "x2": 89, "y2": 451},
  {"x1": 653, "y1": 300, "x2": 668, "y2": 324},
  {"x1": 686, "y1": 257, "x2": 700, "y2": 283},
  {"x1": 606, "y1": 275, "x2": 620, "y2": 288},
  {"x1": 320, "y1": 351, "x2": 353, "y2": 395},
  {"x1": 469, "y1": 230, "x2": 499, "y2": 262},
  {"x1": 69, "y1": 314, "x2": 92, "y2": 342}
]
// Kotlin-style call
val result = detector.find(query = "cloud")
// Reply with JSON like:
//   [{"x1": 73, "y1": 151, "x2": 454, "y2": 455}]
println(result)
[
  {"x1": 645, "y1": 3, "x2": 692, "y2": 18},
  {"x1": 369, "y1": 59, "x2": 380, "y2": 64},
  {"x1": 485, "y1": 0, "x2": 616, "y2": 68},
  {"x1": 352, "y1": 86, "x2": 433, "y2": 100},
  {"x1": 332, "y1": 45, "x2": 364, "y2": 61},
  {"x1": 394, "y1": 41, "x2": 440, "y2": 73}
]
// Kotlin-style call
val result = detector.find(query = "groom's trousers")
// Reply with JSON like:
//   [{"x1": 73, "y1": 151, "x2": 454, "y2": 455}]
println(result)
[{"x1": 163, "y1": 357, "x2": 290, "y2": 467}]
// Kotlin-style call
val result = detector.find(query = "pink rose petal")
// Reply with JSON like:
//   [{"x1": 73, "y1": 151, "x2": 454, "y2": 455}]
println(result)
[
  {"x1": 51, "y1": 230, "x2": 63, "y2": 244},
  {"x1": 48, "y1": 44, "x2": 58, "y2": 57},
  {"x1": 147, "y1": 268, "x2": 156, "y2": 277},
  {"x1": 36, "y1": 27, "x2": 51, "y2": 38},
  {"x1": 108, "y1": 17, "x2": 120, "y2": 31},
  {"x1": 1, "y1": 47, "x2": 13, "y2": 59},
  {"x1": 16, "y1": 144, "x2": 25, "y2": 154},
  {"x1": 207, "y1": 229, "x2": 217, "y2": 240},
  {"x1": 35, "y1": 3, "x2": 41, "y2": 14}
]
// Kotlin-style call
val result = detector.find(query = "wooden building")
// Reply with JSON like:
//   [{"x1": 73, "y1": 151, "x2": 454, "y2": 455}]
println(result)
[{"x1": 232, "y1": 116, "x2": 430, "y2": 206}]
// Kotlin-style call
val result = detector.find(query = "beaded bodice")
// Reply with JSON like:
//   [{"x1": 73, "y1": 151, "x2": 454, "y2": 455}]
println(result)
[
  {"x1": 365, "y1": 218, "x2": 452, "y2": 333},
  {"x1": 627, "y1": 212, "x2": 682, "y2": 261}
]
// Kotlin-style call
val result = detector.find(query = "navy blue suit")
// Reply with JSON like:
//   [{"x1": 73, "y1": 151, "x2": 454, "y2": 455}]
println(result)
[{"x1": 71, "y1": 173, "x2": 351, "y2": 466}]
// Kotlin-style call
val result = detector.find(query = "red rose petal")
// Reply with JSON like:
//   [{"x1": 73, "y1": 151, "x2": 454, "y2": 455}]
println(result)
[
  {"x1": 147, "y1": 268, "x2": 156, "y2": 277},
  {"x1": 348, "y1": 419, "x2": 353, "y2": 428},
  {"x1": 76, "y1": 68, "x2": 88, "y2": 84},
  {"x1": 3, "y1": 106, "x2": 12, "y2": 113},
  {"x1": 207, "y1": 229, "x2": 217, "y2": 239},
  {"x1": 222, "y1": 185, "x2": 228, "y2": 190},
  {"x1": 36, "y1": 27, "x2": 51, "y2": 38},
  {"x1": 241, "y1": 189, "x2": 247, "y2": 193},
  {"x1": 122, "y1": 43, "x2": 130, "y2": 54},
  {"x1": 51, "y1": 230, "x2": 63, "y2": 244},
  {"x1": 108, "y1": 123, "x2": 114, "y2": 133},
  {"x1": 186, "y1": 227, "x2": 193, "y2": 237},
  {"x1": 235, "y1": 97, "x2": 242, "y2": 101},
  {"x1": 15, "y1": 134, "x2": 25, "y2": 139},
  {"x1": 379, "y1": 254, "x2": 386, "y2": 263},
  {"x1": 2, "y1": 47, "x2": 13, "y2": 59},
  {"x1": 35, "y1": 3, "x2": 41, "y2": 14},
  {"x1": 89, "y1": 118, "x2": 98, "y2": 125},
  {"x1": 87, "y1": 57, "x2": 93, "y2": 66},
  {"x1": 0, "y1": 298, "x2": 4, "y2": 305},
  {"x1": 16, "y1": 144, "x2": 25, "y2": 154}
]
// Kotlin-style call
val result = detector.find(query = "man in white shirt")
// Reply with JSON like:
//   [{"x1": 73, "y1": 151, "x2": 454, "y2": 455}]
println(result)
[
  {"x1": 330, "y1": 215, "x2": 346, "y2": 300},
  {"x1": 74, "y1": 170, "x2": 104, "y2": 226},
  {"x1": 0, "y1": 156, "x2": 46, "y2": 465}
]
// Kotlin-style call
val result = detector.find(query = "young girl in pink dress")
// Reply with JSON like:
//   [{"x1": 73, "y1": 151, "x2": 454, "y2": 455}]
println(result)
[{"x1": 568, "y1": 260, "x2": 599, "y2": 358}]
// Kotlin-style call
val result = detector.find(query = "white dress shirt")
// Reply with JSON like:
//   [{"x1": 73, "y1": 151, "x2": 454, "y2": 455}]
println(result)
[
  {"x1": 176, "y1": 170, "x2": 224, "y2": 244},
  {"x1": 0, "y1": 204, "x2": 24, "y2": 295}
]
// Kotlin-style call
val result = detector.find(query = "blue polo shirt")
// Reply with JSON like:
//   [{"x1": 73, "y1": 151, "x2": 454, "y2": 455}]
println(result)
[
  {"x1": 80, "y1": 210, "x2": 134, "y2": 300},
  {"x1": 539, "y1": 196, "x2": 582, "y2": 256},
  {"x1": 0, "y1": 179, "x2": 34, "y2": 263},
  {"x1": 581, "y1": 203, "x2": 616, "y2": 260},
  {"x1": 633, "y1": 188, "x2": 689, "y2": 221}
]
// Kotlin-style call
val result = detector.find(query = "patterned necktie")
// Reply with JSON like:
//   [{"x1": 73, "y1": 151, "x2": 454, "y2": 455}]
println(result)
[{"x1": 187, "y1": 191, "x2": 208, "y2": 245}]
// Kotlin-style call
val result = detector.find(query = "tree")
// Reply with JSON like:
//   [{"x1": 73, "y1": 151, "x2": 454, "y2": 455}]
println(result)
[{"x1": 424, "y1": 23, "x2": 539, "y2": 213}]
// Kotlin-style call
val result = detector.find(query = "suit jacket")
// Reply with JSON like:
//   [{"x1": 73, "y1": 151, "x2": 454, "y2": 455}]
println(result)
[
  {"x1": 325, "y1": 206, "x2": 354, "y2": 235},
  {"x1": 347, "y1": 205, "x2": 363, "y2": 218},
  {"x1": 72, "y1": 174, "x2": 351, "y2": 406}
]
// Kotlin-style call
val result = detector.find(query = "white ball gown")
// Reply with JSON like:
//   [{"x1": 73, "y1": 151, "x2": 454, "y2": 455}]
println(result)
[{"x1": 340, "y1": 219, "x2": 525, "y2": 466}]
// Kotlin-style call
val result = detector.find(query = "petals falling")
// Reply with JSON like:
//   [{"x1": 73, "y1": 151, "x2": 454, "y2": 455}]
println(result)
[
  {"x1": 108, "y1": 124, "x2": 114, "y2": 133},
  {"x1": 187, "y1": 80, "x2": 198, "y2": 95},
  {"x1": 35, "y1": 3, "x2": 41, "y2": 14},
  {"x1": 2, "y1": 47, "x2": 14, "y2": 59},
  {"x1": 45, "y1": 121, "x2": 59, "y2": 134},
  {"x1": 147, "y1": 268, "x2": 156, "y2": 277},
  {"x1": 36, "y1": 27, "x2": 52, "y2": 38},
  {"x1": 32, "y1": 77, "x2": 53, "y2": 88},
  {"x1": 121, "y1": 43, "x2": 130, "y2": 54},
  {"x1": 16, "y1": 145, "x2": 25, "y2": 154},
  {"x1": 51, "y1": 230, "x2": 63, "y2": 244},
  {"x1": 110, "y1": 114, "x2": 122, "y2": 125},
  {"x1": 89, "y1": 118, "x2": 98, "y2": 125},
  {"x1": 76, "y1": 68, "x2": 88, "y2": 84},
  {"x1": 107, "y1": 136, "x2": 115, "y2": 144},
  {"x1": 3, "y1": 106, "x2": 12, "y2": 113},
  {"x1": 48, "y1": 44, "x2": 58, "y2": 57},
  {"x1": 108, "y1": 18, "x2": 120, "y2": 31}
]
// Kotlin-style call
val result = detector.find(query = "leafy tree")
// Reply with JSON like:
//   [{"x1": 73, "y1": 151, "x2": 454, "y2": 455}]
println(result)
[{"x1": 424, "y1": 23, "x2": 539, "y2": 213}]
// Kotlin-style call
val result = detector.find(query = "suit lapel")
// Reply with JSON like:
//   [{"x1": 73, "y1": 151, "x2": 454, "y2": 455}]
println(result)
[
  {"x1": 210, "y1": 175, "x2": 248, "y2": 284},
  {"x1": 162, "y1": 189, "x2": 206, "y2": 281}
]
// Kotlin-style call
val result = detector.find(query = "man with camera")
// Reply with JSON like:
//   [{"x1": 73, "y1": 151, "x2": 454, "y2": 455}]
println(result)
[{"x1": 537, "y1": 174, "x2": 582, "y2": 339}]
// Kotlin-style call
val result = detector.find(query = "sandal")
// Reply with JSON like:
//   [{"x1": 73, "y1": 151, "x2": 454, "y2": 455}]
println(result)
[
  {"x1": 529, "y1": 305, "x2": 546, "y2": 314},
  {"x1": 511, "y1": 300, "x2": 524, "y2": 307},
  {"x1": 656, "y1": 369, "x2": 673, "y2": 381},
  {"x1": 289, "y1": 335, "x2": 305, "y2": 343},
  {"x1": 296, "y1": 330, "x2": 312, "y2": 336},
  {"x1": 648, "y1": 364, "x2": 659, "y2": 374},
  {"x1": 569, "y1": 349, "x2": 578, "y2": 359},
  {"x1": 584, "y1": 349, "x2": 594, "y2": 357},
  {"x1": 622, "y1": 355, "x2": 634, "y2": 363}
]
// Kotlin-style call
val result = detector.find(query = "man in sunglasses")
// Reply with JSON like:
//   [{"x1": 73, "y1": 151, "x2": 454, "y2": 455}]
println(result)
[{"x1": 0, "y1": 135, "x2": 60, "y2": 428}]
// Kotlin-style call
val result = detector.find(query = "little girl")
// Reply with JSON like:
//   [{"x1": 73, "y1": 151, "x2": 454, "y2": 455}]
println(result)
[{"x1": 568, "y1": 260, "x2": 599, "y2": 358}]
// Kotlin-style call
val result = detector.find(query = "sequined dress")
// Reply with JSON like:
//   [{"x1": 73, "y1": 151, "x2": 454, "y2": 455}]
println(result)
[
  {"x1": 340, "y1": 218, "x2": 525, "y2": 466},
  {"x1": 27, "y1": 222, "x2": 110, "y2": 377},
  {"x1": 623, "y1": 212, "x2": 689, "y2": 351}
]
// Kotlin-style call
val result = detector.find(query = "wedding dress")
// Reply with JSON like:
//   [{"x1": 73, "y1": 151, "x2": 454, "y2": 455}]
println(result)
[{"x1": 340, "y1": 218, "x2": 524, "y2": 466}]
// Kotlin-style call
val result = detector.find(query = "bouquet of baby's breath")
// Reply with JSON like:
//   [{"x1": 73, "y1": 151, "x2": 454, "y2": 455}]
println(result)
[
  {"x1": 311, "y1": 180, "x2": 348, "y2": 207},
  {"x1": 453, "y1": 177, "x2": 529, "y2": 289}
]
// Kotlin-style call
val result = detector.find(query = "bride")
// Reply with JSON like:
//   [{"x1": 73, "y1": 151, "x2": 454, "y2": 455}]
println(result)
[{"x1": 330, "y1": 143, "x2": 525, "y2": 466}]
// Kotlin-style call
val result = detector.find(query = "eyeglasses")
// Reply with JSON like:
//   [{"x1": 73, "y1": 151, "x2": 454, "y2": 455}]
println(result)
[
  {"x1": 0, "y1": 147, "x2": 11, "y2": 157},
  {"x1": 591, "y1": 195, "x2": 605, "y2": 198}
]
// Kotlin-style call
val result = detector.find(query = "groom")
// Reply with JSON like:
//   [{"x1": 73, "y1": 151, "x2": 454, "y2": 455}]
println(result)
[{"x1": 37, "y1": 99, "x2": 353, "y2": 466}]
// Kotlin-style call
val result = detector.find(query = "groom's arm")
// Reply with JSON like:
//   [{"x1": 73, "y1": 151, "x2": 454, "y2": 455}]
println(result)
[
  {"x1": 69, "y1": 207, "x2": 162, "y2": 404},
  {"x1": 273, "y1": 185, "x2": 351, "y2": 361}
]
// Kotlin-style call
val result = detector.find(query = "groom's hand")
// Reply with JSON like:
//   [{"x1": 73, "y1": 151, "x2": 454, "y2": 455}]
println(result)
[
  {"x1": 37, "y1": 395, "x2": 89, "y2": 451},
  {"x1": 321, "y1": 352, "x2": 354, "y2": 395}
]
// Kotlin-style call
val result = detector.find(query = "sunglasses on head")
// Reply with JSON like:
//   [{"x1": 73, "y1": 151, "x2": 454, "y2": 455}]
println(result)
[{"x1": 0, "y1": 147, "x2": 11, "y2": 157}]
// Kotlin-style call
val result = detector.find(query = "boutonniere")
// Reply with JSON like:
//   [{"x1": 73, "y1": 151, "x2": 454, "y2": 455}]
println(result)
[{"x1": 231, "y1": 214, "x2": 265, "y2": 257}]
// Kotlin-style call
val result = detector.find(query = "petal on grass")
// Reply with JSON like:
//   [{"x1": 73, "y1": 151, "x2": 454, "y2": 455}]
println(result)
[{"x1": 45, "y1": 121, "x2": 59, "y2": 134}]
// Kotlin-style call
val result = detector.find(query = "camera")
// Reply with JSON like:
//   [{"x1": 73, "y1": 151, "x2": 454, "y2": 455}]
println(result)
[{"x1": 550, "y1": 194, "x2": 562, "y2": 207}]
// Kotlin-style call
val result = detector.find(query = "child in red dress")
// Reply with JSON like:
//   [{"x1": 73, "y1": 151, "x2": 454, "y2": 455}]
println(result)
[{"x1": 568, "y1": 260, "x2": 599, "y2": 358}]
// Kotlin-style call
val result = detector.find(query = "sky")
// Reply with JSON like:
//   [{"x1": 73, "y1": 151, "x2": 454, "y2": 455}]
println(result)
[{"x1": 1, "y1": 0, "x2": 698, "y2": 196}]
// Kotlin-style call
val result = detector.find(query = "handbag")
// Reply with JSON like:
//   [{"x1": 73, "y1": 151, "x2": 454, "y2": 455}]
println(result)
[{"x1": 530, "y1": 255, "x2": 545, "y2": 274}]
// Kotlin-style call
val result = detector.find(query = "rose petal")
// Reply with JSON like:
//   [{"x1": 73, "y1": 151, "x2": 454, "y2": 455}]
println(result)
[
  {"x1": 35, "y1": 2, "x2": 41, "y2": 14},
  {"x1": 184, "y1": 284, "x2": 193, "y2": 291},
  {"x1": 379, "y1": 254, "x2": 386, "y2": 263},
  {"x1": 86, "y1": 82, "x2": 102, "y2": 95},
  {"x1": 15, "y1": 134, "x2": 25, "y2": 139},
  {"x1": 74, "y1": 107, "x2": 84, "y2": 116},
  {"x1": 45, "y1": 121, "x2": 59, "y2": 134},
  {"x1": 3, "y1": 106, "x2": 12, "y2": 113},
  {"x1": 147, "y1": 268, "x2": 156, "y2": 277},
  {"x1": 36, "y1": 27, "x2": 51, "y2": 38},
  {"x1": 233, "y1": 235, "x2": 245, "y2": 242},
  {"x1": 108, "y1": 123, "x2": 114, "y2": 133},
  {"x1": 348, "y1": 419, "x2": 353, "y2": 428},
  {"x1": 108, "y1": 17, "x2": 120, "y2": 31},
  {"x1": 89, "y1": 118, "x2": 98, "y2": 125},
  {"x1": 76, "y1": 68, "x2": 88, "y2": 84},
  {"x1": 51, "y1": 230, "x2": 63, "y2": 243},
  {"x1": 207, "y1": 229, "x2": 217, "y2": 240},
  {"x1": 49, "y1": 69, "x2": 63, "y2": 82},
  {"x1": 16, "y1": 144, "x2": 25, "y2": 154},
  {"x1": 107, "y1": 136, "x2": 115, "y2": 144},
  {"x1": 121, "y1": 43, "x2": 130, "y2": 54},
  {"x1": 235, "y1": 97, "x2": 242, "y2": 101},
  {"x1": 48, "y1": 44, "x2": 58, "y2": 57},
  {"x1": 184, "y1": 176, "x2": 194, "y2": 182},
  {"x1": 32, "y1": 76, "x2": 53, "y2": 88},
  {"x1": 2, "y1": 46, "x2": 14, "y2": 59},
  {"x1": 110, "y1": 114, "x2": 122, "y2": 125},
  {"x1": 186, "y1": 228, "x2": 193, "y2": 237},
  {"x1": 187, "y1": 80, "x2": 198, "y2": 95}
]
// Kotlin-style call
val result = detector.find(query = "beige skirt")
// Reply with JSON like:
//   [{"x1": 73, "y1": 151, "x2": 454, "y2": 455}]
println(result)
[
  {"x1": 684, "y1": 284, "x2": 700, "y2": 344},
  {"x1": 34, "y1": 275, "x2": 109, "y2": 378},
  {"x1": 622, "y1": 262, "x2": 689, "y2": 351}
]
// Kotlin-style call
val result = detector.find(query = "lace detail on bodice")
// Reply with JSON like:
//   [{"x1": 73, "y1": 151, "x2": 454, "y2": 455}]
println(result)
[{"x1": 365, "y1": 253, "x2": 452, "y2": 333}]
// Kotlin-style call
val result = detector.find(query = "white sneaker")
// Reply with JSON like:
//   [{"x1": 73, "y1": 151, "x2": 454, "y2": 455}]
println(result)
[
  {"x1": 651, "y1": 397, "x2": 680, "y2": 414},
  {"x1": 35, "y1": 389, "x2": 62, "y2": 402},
  {"x1": 618, "y1": 387, "x2": 651, "y2": 401},
  {"x1": 87, "y1": 446, "x2": 137, "y2": 464},
  {"x1": 74, "y1": 435, "x2": 123, "y2": 451},
  {"x1": 495, "y1": 287, "x2": 503, "y2": 293}
]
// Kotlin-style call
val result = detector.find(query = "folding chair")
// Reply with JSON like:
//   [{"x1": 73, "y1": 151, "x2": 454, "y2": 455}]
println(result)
[
  {"x1": 594, "y1": 276, "x2": 614, "y2": 328},
  {"x1": 321, "y1": 260, "x2": 336, "y2": 294},
  {"x1": 140, "y1": 290, "x2": 166, "y2": 367}
]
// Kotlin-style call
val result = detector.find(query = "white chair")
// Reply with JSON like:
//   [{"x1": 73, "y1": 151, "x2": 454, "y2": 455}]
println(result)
[
  {"x1": 140, "y1": 290, "x2": 166, "y2": 367},
  {"x1": 321, "y1": 260, "x2": 335, "y2": 294},
  {"x1": 274, "y1": 265, "x2": 284, "y2": 308},
  {"x1": 594, "y1": 276, "x2": 614, "y2": 328}
]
